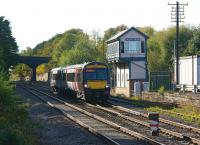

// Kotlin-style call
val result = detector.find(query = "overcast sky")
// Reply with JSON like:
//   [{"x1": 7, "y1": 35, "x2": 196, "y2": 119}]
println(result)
[{"x1": 1, "y1": 0, "x2": 199, "y2": 51}]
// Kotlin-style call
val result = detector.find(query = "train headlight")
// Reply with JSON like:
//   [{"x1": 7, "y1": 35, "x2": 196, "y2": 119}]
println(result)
[
  {"x1": 106, "y1": 84, "x2": 110, "y2": 88},
  {"x1": 84, "y1": 84, "x2": 88, "y2": 88}
]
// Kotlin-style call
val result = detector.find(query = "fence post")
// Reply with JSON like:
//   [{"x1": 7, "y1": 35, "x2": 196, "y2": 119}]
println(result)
[
  {"x1": 194, "y1": 85, "x2": 197, "y2": 94},
  {"x1": 182, "y1": 84, "x2": 185, "y2": 94}
]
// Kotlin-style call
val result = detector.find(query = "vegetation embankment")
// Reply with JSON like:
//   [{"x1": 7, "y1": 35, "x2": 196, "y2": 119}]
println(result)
[
  {"x1": 115, "y1": 95, "x2": 200, "y2": 125},
  {"x1": 13, "y1": 24, "x2": 200, "y2": 80},
  {"x1": 0, "y1": 70, "x2": 37, "y2": 145}
]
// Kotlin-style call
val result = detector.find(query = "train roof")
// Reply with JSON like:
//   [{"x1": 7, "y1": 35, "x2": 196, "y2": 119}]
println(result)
[
  {"x1": 50, "y1": 67, "x2": 62, "y2": 73},
  {"x1": 50, "y1": 62, "x2": 107, "y2": 72},
  {"x1": 65, "y1": 61, "x2": 107, "y2": 69}
]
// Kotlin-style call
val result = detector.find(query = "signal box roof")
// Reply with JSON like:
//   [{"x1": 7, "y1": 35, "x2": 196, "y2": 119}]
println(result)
[{"x1": 106, "y1": 27, "x2": 149, "y2": 44}]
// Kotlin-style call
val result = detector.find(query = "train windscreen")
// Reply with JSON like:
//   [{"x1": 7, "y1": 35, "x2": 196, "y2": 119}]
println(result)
[{"x1": 85, "y1": 68, "x2": 108, "y2": 80}]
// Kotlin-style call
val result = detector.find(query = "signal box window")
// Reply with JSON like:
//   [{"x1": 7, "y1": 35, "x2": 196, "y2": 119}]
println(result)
[
  {"x1": 121, "y1": 41, "x2": 124, "y2": 53},
  {"x1": 141, "y1": 41, "x2": 145, "y2": 53},
  {"x1": 125, "y1": 41, "x2": 141, "y2": 53}
]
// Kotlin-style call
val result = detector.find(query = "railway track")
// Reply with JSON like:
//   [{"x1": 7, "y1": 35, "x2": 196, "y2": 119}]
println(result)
[
  {"x1": 22, "y1": 86, "x2": 163, "y2": 145},
  {"x1": 65, "y1": 101, "x2": 200, "y2": 144},
  {"x1": 39, "y1": 85, "x2": 200, "y2": 136},
  {"x1": 108, "y1": 97, "x2": 200, "y2": 144},
  {"x1": 25, "y1": 85, "x2": 200, "y2": 144}
]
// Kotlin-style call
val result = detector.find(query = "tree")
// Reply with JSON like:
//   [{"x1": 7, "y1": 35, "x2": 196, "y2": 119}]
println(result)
[
  {"x1": 12, "y1": 64, "x2": 31, "y2": 80},
  {"x1": 147, "y1": 31, "x2": 167, "y2": 71},
  {"x1": 147, "y1": 25, "x2": 193, "y2": 71},
  {"x1": 58, "y1": 32, "x2": 98, "y2": 66},
  {"x1": 139, "y1": 26, "x2": 155, "y2": 38},
  {"x1": 184, "y1": 26, "x2": 200, "y2": 55},
  {"x1": 103, "y1": 24, "x2": 128, "y2": 41},
  {"x1": 11, "y1": 48, "x2": 33, "y2": 80},
  {"x1": 0, "y1": 16, "x2": 18, "y2": 70}
]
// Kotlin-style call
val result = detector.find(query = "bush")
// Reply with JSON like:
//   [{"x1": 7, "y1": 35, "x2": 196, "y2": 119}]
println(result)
[
  {"x1": 158, "y1": 86, "x2": 165, "y2": 96},
  {"x1": 0, "y1": 69, "x2": 37, "y2": 145},
  {"x1": 0, "y1": 69, "x2": 15, "y2": 107}
]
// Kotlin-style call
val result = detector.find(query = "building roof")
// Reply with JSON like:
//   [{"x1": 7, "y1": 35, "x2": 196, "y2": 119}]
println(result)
[{"x1": 106, "y1": 27, "x2": 149, "y2": 44}]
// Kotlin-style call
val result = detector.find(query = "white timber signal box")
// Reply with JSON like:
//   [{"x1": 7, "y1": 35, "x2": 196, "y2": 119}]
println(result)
[{"x1": 106, "y1": 27, "x2": 149, "y2": 97}]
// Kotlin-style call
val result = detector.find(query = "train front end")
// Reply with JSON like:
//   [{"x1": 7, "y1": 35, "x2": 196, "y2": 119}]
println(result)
[{"x1": 83, "y1": 62, "x2": 110, "y2": 103}]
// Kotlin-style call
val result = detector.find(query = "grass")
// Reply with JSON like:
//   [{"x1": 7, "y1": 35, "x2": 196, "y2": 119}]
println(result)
[{"x1": 114, "y1": 95, "x2": 200, "y2": 125}]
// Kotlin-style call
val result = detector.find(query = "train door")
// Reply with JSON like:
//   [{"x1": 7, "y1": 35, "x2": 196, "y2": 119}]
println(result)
[{"x1": 75, "y1": 68, "x2": 83, "y2": 91}]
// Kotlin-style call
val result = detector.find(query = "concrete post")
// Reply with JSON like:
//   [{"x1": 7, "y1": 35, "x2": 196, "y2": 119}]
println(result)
[{"x1": 31, "y1": 66, "x2": 37, "y2": 83}]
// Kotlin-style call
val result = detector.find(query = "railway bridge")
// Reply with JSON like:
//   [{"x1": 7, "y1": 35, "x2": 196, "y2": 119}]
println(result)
[{"x1": 16, "y1": 56, "x2": 51, "y2": 83}]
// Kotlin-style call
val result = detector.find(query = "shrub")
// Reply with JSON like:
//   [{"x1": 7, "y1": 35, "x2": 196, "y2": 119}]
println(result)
[
  {"x1": 0, "y1": 69, "x2": 37, "y2": 145},
  {"x1": 158, "y1": 86, "x2": 165, "y2": 96}
]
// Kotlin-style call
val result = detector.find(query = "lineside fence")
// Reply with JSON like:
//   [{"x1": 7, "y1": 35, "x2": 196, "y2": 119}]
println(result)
[{"x1": 149, "y1": 71, "x2": 172, "y2": 91}]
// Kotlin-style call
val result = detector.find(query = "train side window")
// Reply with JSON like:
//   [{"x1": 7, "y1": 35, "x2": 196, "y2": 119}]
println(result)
[
  {"x1": 63, "y1": 73, "x2": 66, "y2": 80},
  {"x1": 50, "y1": 73, "x2": 52, "y2": 80},
  {"x1": 57, "y1": 72, "x2": 61, "y2": 80},
  {"x1": 53, "y1": 74, "x2": 57, "y2": 80},
  {"x1": 77, "y1": 73, "x2": 81, "y2": 82},
  {"x1": 67, "y1": 73, "x2": 75, "y2": 82}
]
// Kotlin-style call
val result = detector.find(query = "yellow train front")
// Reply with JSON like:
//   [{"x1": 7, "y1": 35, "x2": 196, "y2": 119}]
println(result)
[
  {"x1": 64, "y1": 61, "x2": 110, "y2": 103},
  {"x1": 82, "y1": 62, "x2": 110, "y2": 102}
]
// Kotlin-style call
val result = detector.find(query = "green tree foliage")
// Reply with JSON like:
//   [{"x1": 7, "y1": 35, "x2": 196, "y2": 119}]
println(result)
[
  {"x1": 21, "y1": 47, "x2": 33, "y2": 56},
  {"x1": 31, "y1": 28, "x2": 106, "y2": 67},
  {"x1": 139, "y1": 26, "x2": 155, "y2": 37},
  {"x1": 103, "y1": 24, "x2": 128, "y2": 41},
  {"x1": 147, "y1": 25, "x2": 193, "y2": 71},
  {"x1": 28, "y1": 24, "x2": 195, "y2": 73},
  {"x1": 58, "y1": 31, "x2": 99, "y2": 65},
  {"x1": 0, "y1": 16, "x2": 18, "y2": 70},
  {"x1": 184, "y1": 25, "x2": 200, "y2": 55},
  {"x1": 12, "y1": 64, "x2": 31, "y2": 80},
  {"x1": 148, "y1": 32, "x2": 165, "y2": 71}
]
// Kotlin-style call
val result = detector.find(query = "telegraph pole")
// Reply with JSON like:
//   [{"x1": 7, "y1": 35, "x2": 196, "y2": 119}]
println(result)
[{"x1": 168, "y1": 1, "x2": 188, "y2": 85}]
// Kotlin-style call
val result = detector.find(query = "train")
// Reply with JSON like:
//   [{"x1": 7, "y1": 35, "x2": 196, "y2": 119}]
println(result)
[{"x1": 50, "y1": 61, "x2": 110, "y2": 103}]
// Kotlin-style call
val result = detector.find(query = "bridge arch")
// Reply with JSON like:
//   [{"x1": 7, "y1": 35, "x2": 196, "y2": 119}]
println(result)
[{"x1": 16, "y1": 56, "x2": 51, "y2": 83}]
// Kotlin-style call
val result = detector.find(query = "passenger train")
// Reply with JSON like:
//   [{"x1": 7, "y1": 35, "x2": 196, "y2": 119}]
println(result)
[{"x1": 50, "y1": 61, "x2": 110, "y2": 102}]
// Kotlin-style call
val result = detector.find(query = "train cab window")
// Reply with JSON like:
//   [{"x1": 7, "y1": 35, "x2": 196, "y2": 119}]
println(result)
[
  {"x1": 85, "y1": 69, "x2": 107, "y2": 80},
  {"x1": 96, "y1": 69, "x2": 107, "y2": 80},
  {"x1": 85, "y1": 72, "x2": 96, "y2": 80}
]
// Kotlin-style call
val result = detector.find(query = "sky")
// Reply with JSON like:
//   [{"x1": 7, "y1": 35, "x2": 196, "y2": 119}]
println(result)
[{"x1": 0, "y1": 0, "x2": 200, "y2": 51}]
